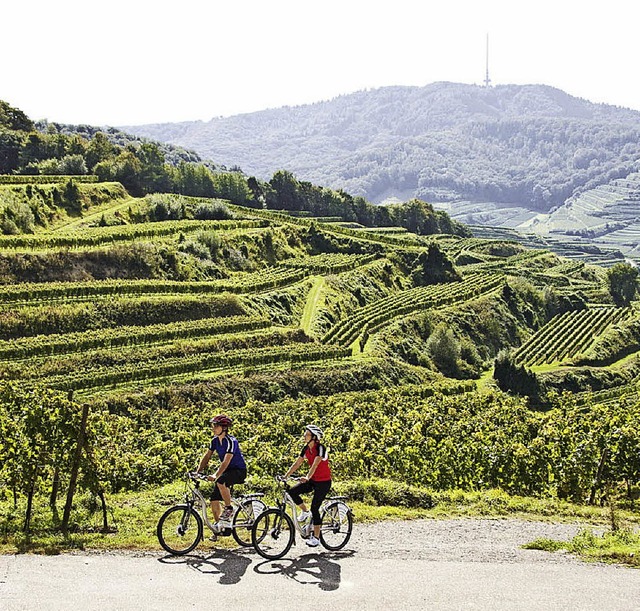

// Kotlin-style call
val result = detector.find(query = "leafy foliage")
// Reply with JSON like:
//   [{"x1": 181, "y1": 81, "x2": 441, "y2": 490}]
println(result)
[{"x1": 607, "y1": 263, "x2": 639, "y2": 306}]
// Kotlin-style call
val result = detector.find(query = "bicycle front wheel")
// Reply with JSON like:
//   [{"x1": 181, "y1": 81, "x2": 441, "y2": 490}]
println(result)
[
  {"x1": 320, "y1": 501, "x2": 352, "y2": 551},
  {"x1": 251, "y1": 508, "x2": 295, "y2": 560},
  {"x1": 232, "y1": 498, "x2": 267, "y2": 547},
  {"x1": 157, "y1": 505, "x2": 203, "y2": 555}
]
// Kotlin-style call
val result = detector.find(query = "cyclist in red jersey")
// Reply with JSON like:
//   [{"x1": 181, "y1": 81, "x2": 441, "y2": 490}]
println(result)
[{"x1": 283, "y1": 424, "x2": 331, "y2": 547}]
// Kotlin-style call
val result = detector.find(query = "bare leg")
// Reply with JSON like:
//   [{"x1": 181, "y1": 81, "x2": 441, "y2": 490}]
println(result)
[
  {"x1": 210, "y1": 500, "x2": 222, "y2": 521},
  {"x1": 217, "y1": 482, "x2": 232, "y2": 508}
]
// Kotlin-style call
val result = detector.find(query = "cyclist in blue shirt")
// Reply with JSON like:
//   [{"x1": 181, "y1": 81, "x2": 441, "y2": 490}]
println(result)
[{"x1": 196, "y1": 414, "x2": 247, "y2": 529}]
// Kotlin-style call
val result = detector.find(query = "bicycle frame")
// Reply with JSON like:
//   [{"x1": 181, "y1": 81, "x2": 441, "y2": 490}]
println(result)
[
  {"x1": 184, "y1": 473, "x2": 263, "y2": 534},
  {"x1": 184, "y1": 481, "x2": 218, "y2": 533},
  {"x1": 277, "y1": 483, "x2": 310, "y2": 541},
  {"x1": 276, "y1": 478, "x2": 344, "y2": 540}
]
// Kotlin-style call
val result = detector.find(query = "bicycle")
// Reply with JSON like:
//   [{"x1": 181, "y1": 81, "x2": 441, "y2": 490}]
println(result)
[
  {"x1": 157, "y1": 471, "x2": 267, "y2": 555},
  {"x1": 251, "y1": 476, "x2": 353, "y2": 560}
]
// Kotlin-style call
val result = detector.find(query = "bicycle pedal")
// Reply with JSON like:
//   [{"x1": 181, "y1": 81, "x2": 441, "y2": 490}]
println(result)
[{"x1": 219, "y1": 527, "x2": 232, "y2": 537}]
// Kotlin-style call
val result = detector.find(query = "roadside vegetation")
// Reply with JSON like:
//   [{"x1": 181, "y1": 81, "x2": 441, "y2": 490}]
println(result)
[{"x1": 1, "y1": 101, "x2": 640, "y2": 568}]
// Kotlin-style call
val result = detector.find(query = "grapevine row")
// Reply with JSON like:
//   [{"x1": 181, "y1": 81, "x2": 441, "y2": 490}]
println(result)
[
  {"x1": 0, "y1": 219, "x2": 268, "y2": 250},
  {"x1": 280, "y1": 253, "x2": 380, "y2": 274},
  {"x1": 323, "y1": 274, "x2": 504, "y2": 346},
  {"x1": 514, "y1": 307, "x2": 629, "y2": 366},
  {"x1": 0, "y1": 175, "x2": 99, "y2": 184},
  {"x1": 5, "y1": 328, "x2": 306, "y2": 381},
  {"x1": 34, "y1": 343, "x2": 351, "y2": 392},
  {"x1": 0, "y1": 267, "x2": 306, "y2": 305},
  {"x1": 0, "y1": 315, "x2": 272, "y2": 360}
]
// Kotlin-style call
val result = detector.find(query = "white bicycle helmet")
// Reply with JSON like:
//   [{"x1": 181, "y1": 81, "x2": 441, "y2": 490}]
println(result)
[{"x1": 305, "y1": 424, "x2": 323, "y2": 440}]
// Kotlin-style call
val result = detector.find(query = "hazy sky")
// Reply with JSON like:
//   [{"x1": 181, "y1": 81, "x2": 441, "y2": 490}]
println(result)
[{"x1": 3, "y1": 0, "x2": 639, "y2": 126}]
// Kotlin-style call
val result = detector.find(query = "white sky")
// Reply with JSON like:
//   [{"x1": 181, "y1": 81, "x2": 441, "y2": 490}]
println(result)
[{"x1": 2, "y1": 0, "x2": 640, "y2": 126}]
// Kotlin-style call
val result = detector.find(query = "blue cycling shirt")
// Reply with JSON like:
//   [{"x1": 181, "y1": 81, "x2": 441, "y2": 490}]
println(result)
[{"x1": 209, "y1": 434, "x2": 247, "y2": 470}]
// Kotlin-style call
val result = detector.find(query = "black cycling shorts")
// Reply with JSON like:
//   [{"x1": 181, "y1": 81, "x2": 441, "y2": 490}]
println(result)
[{"x1": 210, "y1": 468, "x2": 246, "y2": 501}]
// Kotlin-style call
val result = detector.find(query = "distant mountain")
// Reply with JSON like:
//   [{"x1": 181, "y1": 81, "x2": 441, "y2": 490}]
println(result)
[{"x1": 121, "y1": 82, "x2": 640, "y2": 210}]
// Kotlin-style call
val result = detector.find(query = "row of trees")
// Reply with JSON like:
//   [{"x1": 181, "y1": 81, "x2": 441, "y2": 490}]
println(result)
[
  {"x1": 1, "y1": 100, "x2": 468, "y2": 237},
  {"x1": 260, "y1": 170, "x2": 470, "y2": 236}
]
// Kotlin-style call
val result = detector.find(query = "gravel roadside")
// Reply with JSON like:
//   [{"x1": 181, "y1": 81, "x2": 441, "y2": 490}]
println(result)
[{"x1": 3, "y1": 517, "x2": 635, "y2": 611}]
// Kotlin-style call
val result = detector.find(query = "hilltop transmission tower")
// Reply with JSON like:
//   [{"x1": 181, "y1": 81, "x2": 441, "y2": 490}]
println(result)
[{"x1": 484, "y1": 33, "x2": 492, "y2": 88}]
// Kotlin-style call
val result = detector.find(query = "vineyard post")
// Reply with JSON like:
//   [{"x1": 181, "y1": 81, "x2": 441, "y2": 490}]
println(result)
[
  {"x1": 589, "y1": 448, "x2": 609, "y2": 506},
  {"x1": 61, "y1": 402, "x2": 89, "y2": 535}
]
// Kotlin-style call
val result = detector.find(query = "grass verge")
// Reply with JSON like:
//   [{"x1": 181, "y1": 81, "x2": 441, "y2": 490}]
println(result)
[
  {"x1": 1, "y1": 479, "x2": 638, "y2": 559},
  {"x1": 523, "y1": 528, "x2": 640, "y2": 568}
]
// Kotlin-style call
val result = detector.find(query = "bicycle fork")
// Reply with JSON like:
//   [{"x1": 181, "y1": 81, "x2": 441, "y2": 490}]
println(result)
[{"x1": 179, "y1": 500, "x2": 196, "y2": 537}]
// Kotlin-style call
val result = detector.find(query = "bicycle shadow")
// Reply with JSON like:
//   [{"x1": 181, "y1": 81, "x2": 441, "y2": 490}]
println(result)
[
  {"x1": 253, "y1": 550, "x2": 356, "y2": 591},
  {"x1": 158, "y1": 548, "x2": 253, "y2": 585}
]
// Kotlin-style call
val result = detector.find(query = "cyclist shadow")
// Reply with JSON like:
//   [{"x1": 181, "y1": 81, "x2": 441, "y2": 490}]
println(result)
[
  {"x1": 253, "y1": 550, "x2": 356, "y2": 591},
  {"x1": 158, "y1": 548, "x2": 252, "y2": 585}
]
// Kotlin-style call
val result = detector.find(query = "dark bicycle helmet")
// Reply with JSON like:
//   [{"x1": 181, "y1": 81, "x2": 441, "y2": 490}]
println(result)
[
  {"x1": 210, "y1": 414, "x2": 233, "y2": 427},
  {"x1": 305, "y1": 424, "x2": 323, "y2": 440}
]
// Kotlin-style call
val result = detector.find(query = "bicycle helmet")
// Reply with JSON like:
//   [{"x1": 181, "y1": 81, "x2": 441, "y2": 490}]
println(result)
[
  {"x1": 305, "y1": 424, "x2": 323, "y2": 440},
  {"x1": 210, "y1": 414, "x2": 232, "y2": 428}
]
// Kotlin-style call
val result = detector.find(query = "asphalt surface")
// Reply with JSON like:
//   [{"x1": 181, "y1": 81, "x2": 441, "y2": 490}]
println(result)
[{"x1": 2, "y1": 518, "x2": 640, "y2": 610}]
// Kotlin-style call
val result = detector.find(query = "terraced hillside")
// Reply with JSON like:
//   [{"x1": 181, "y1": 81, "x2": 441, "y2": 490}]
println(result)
[
  {"x1": 2, "y1": 177, "x2": 635, "y2": 408},
  {"x1": 5, "y1": 173, "x2": 640, "y2": 544},
  {"x1": 528, "y1": 172, "x2": 640, "y2": 262}
]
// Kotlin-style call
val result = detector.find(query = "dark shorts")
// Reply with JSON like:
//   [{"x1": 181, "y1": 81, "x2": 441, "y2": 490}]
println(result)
[{"x1": 210, "y1": 468, "x2": 246, "y2": 501}]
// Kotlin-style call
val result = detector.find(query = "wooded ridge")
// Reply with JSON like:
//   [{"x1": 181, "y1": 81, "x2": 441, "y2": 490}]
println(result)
[{"x1": 120, "y1": 82, "x2": 640, "y2": 209}]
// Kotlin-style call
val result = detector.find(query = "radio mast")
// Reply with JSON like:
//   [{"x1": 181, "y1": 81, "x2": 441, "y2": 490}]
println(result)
[{"x1": 484, "y1": 33, "x2": 491, "y2": 88}]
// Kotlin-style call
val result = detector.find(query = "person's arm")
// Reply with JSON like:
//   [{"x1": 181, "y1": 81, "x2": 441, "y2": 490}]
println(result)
[
  {"x1": 284, "y1": 456, "x2": 305, "y2": 478},
  {"x1": 300, "y1": 456, "x2": 322, "y2": 482},
  {"x1": 196, "y1": 449, "x2": 213, "y2": 473},
  {"x1": 215, "y1": 453, "x2": 233, "y2": 479}
]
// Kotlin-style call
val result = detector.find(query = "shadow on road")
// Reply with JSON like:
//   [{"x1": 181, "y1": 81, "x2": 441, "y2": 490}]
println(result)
[
  {"x1": 253, "y1": 550, "x2": 356, "y2": 591},
  {"x1": 158, "y1": 548, "x2": 252, "y2": 585}
]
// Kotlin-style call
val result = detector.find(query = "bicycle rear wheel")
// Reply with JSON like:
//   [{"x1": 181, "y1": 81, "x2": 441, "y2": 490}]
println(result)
[
  {"x1": 232, "y1": 498, "x2": 267, "y2": 547},
  {"x1": 319, "y1": 501, "x2": 352, "y2": 551},
  {"x1": 251, "y1": 508, "x2": 295, "y2": 560},
  {"x1": 157, "y1": 505, "x2": 203, "y2": 555}
]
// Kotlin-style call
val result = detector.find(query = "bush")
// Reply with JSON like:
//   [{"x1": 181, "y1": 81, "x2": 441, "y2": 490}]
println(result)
[
  {"x1": 336, "y1": 478, "x2": 435, "y2": 509},
  {"x1": 194, "y1": 201, "x2": 234, "y2": 220},
  {"x1": 427, "y1": 323, "x2": 460, "y2": 375}
]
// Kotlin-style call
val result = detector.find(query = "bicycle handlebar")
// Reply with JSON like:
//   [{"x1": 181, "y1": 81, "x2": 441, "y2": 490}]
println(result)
[
  {"x1": 188, "y1": 471, "x2": 216, "y2": 482},
  {"x1": 275, "y1": 475, "x2": 302, "y2": 483}
]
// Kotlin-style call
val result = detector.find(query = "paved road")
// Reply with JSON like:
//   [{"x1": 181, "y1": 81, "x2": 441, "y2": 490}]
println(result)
[{"x1": 2, "y1": 518, "x2": 640, "y2": 610}]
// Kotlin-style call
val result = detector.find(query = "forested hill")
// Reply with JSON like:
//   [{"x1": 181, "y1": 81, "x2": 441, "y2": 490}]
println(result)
[{"x1": 121, "y1": 82, "x2": 640, "y2": 210}]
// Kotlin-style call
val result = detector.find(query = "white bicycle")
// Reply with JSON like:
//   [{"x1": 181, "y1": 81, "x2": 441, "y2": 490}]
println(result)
[
  {"x1": 251, "y1": 476, "x2": 353, "y2": 560},
  {"x1": 157, "y1": 472, "x2": 266, "y2": 555}
]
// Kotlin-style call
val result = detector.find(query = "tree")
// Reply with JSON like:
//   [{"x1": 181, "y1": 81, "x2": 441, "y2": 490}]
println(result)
[
  {"x1": 607, "y1": 262, "x2": 639, "y2": 306},
  {"x1": 85, "y1": 132, "x2": 117, "y2": 170},
  {"x1": 95, "y1": 150, "x2": 143, "y2": 195},
  {"x1": 268, "y1": 170, "x2": 303, "y2": 210},
  {"x1": 136, "y1": 142, "x2": 171, "y2": 193},
  {"x1": 0, "y1": 129, "x2": 24, "y2": 173},
  {"x1": 426, "y1": 323, "x2": 460, "y2": 376},
  {"x1": 0, "y1": 100, "x2": 34, "y2": 131},
  {"x1": 411, "y1": 244, "x2": 459, "y2": 285}
]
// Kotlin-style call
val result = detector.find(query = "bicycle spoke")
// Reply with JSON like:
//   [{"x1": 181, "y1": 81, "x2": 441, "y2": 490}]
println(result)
[
  {"x1": 252, "y1": 508, "x2": 295, "y2": 560},
  {"x1": 320, "y1": 502, "x2": 352, "y2": 551},
  {"x1": 157, "y1": 505, "x2": 202, "y2": 555}
]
